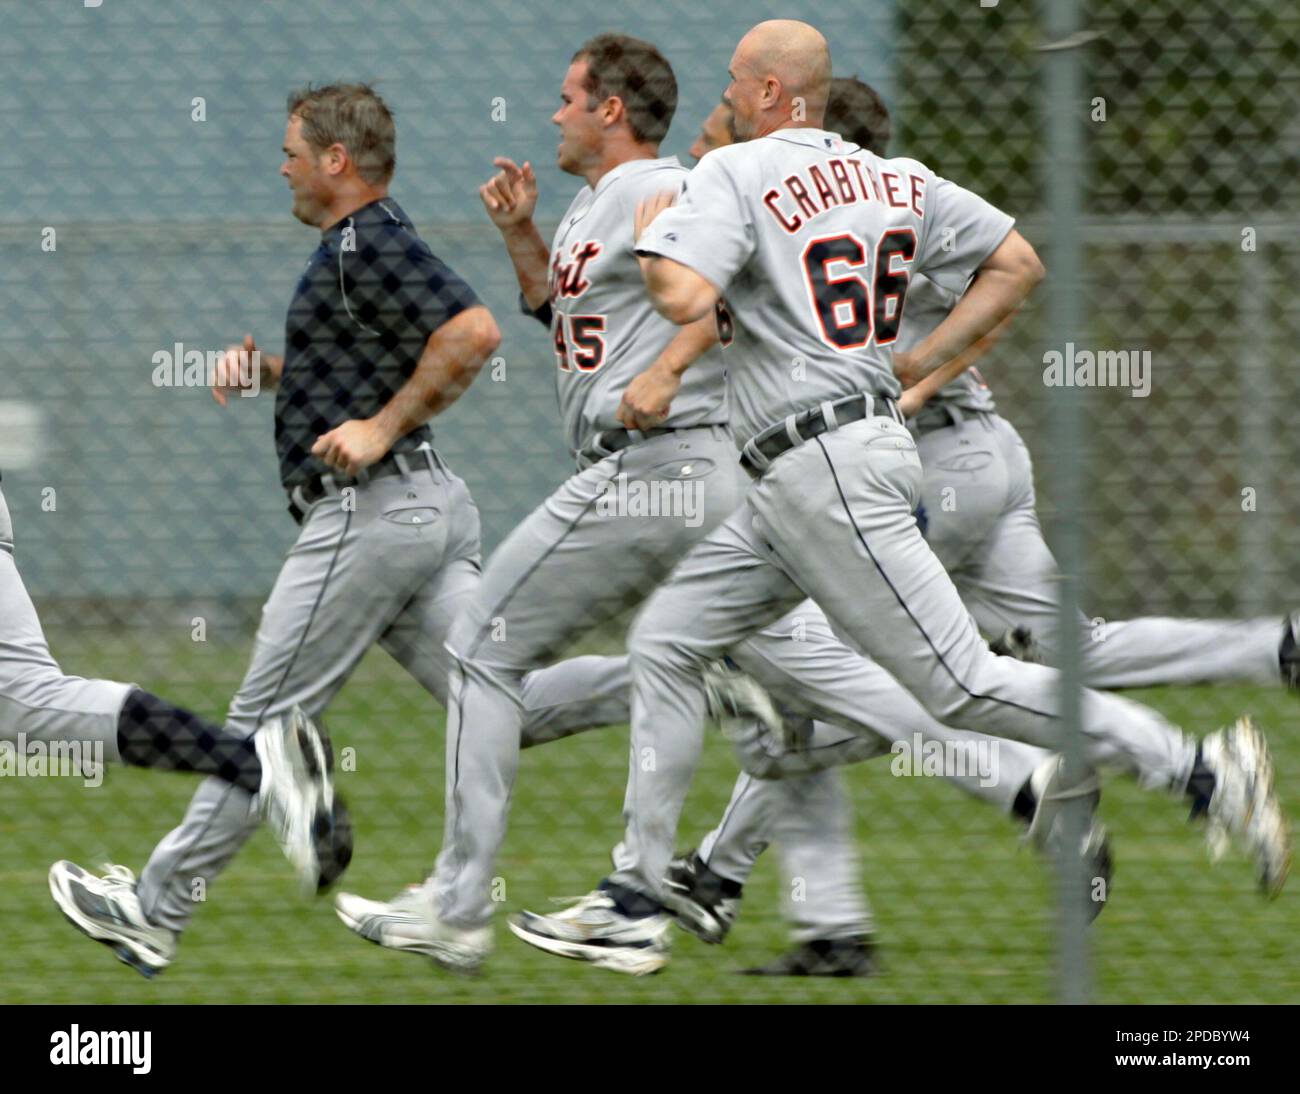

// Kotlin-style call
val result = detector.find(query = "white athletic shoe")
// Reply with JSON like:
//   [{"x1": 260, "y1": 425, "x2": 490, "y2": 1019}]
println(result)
[
  {"x1": 1022, "y1": 757, "x2": 1113, "y2": 922},
  {"x1": 703, "y1": 660, "x2": 786, "y2": 742},
  {"x1": 48, "y1": 861, "x2": 176, "y2": 977},
  {"x1": 254, "y1": 705, "x2": 334, "y2": 895},
  {"x1": 1199, "y1": 717, "x2": 1291, "y2": 898},
  {"x1": 702, "y1": 659, "x2": 809, "y2": 781},
  {"x1": 334, "y1": 885, "x2": 492, "y2": 974},
  {"x1": 1024, "y1": 755, "x2": 1102, "y2": 850},
  {"x1": 508, "y1": 889, "x2": 672, "y2": 976}
]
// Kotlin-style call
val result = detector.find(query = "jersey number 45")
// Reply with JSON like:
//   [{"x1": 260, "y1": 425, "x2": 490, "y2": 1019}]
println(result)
[
  {"x1": 554, "y1": 314, "x2": 607, "y2": 372},
  {"x1": 801, "y1": 227, "x2": 916, "y2": 351}
]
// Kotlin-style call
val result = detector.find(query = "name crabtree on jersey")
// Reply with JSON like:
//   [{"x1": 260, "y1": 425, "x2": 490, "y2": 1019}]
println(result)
[
  {"x1": 634, "y1": 129, "x2": 1015, "y2": 448},
  {"x1": 528, "y1": 157, "x2": 729, "y2": 456}
]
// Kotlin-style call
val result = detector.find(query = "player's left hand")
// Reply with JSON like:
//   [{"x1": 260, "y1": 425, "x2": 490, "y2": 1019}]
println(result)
[
  {"x1": 634, "y1": 190, "x2": 678, "y2": 244},
  {"x1": 618, "y1": 363, "x2": 681, "y2": 431},
  {"x1": 312, "y1": 418, "x2": 394, "y2": 478}
]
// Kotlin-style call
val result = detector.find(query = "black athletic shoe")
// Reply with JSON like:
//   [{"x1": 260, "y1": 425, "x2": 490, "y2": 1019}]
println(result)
[
  {"x1": 1280, "y1": 613, "x2": 1299, "y2": 692},
  {"x1": 662, "y1": 850, "x2": 743, "y2": 944},
  {"x1": 742, "y1": 935, "x2": 879, "y2": 978},
  {"x1": 317, "y1": 795, "x2": 354, "y2": 893},
  {"x1": 990, "y1": 625, "x2": 1044, "y2": 664}
]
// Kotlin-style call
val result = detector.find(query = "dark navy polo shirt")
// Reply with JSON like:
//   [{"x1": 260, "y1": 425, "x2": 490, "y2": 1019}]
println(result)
[{"x1": 275, "y1": 197, "x2": 481, "y2": 488}]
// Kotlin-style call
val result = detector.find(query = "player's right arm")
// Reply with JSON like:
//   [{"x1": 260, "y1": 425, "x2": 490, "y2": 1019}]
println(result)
[
  {"x1": 211, "y1": 334, "x2": 284, "y2": 406},
  {"x1": 479, "y1": 157, "x2": 550, "y2": 311}
]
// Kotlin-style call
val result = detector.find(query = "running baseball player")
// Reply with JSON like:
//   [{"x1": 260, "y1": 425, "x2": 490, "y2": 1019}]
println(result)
[
  {"x1": 662, "y1": 78, "x2": 1299, "y2": 975},
  {"x1": 50, "y1": 82, "x2": 635, "y2": 976},
  {"x1": 509, "y1": 19, "x2": 1289, "y2": 976},
  {"x1": 331, "y1": 34, "x2": 752, "y2": 973},
  {"x1": 0, "y1": 475, "x2": 335, "y2": 975}
]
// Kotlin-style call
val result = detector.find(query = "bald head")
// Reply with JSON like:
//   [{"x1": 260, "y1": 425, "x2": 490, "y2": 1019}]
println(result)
[{"x1": 726, "y1": 19, "x2": 831, "y2": 139}]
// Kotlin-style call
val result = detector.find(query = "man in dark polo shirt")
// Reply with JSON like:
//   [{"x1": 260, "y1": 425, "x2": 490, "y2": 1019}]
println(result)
[{"x1": 51, "y1": 83, "x2": 631, "y2": 974}]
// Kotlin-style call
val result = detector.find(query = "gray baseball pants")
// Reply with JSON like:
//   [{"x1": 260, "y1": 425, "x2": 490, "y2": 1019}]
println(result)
[
  {"x1": 0, "y1": 486, "x2": 132, "y2": 758},
  {"x1": 922, "y1": 411, "x2": 1280, "y2": 687},
  {"x1": 694, "y1": 411, "x2": 1279, "y2": 935},
  {"x1": 430, "y1": 425, "x2": 748, "y2": 928},
  {"x1": 609, "y1": 413, "x2": 1198, "y2": 905},
  {"x1": 134, "y1": 453, "x2": 635, "y2": 933}
]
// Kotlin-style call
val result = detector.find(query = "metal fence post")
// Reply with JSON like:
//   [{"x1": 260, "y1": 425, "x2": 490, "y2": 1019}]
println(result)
[{"x1": 1039, "y1": 0, "x2": 1091, "y2": 1005}]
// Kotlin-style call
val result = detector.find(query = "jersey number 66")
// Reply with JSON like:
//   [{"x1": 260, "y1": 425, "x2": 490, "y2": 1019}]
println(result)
[{"x1": 801, "y1": 227, "x2": 916, "y2": 351}]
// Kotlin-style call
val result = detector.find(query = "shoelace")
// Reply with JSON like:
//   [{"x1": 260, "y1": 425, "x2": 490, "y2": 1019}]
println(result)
[
  {"x1": 100, "y1": 863, "x2": 139, "y2": 889},
  {"x1": 547, "y1": 892, "x2": 610, "y2": 916}
]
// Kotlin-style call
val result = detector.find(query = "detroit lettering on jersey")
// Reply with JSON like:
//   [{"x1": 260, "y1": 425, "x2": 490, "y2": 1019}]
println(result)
[
  {"x1": 536, "y1": 157, "x2": 728, "y2": 457},
  {"x1": 635, "y1": 129, "x2": 1014, "y2": 447},
  {"x1": 897, "y1": 273, "x2": 997, "y2": 415},
  {"x1": 275, "y1": 198, "x2": 480, "y2": 489}
]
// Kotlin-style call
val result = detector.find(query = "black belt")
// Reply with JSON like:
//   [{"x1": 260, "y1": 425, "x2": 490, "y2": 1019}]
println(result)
[
  {"x1": 575, "y1": 423, "x2": 723, "y2": 467},
  {"x1": 911, "y1": 403, "x2": 965, "y2": 435},
  {"x1": 286, "y1": 451, "x2": 409, "y2": 525},
  {"x1": 740, "y1": 393, "x2": 903, "y2": 475}
]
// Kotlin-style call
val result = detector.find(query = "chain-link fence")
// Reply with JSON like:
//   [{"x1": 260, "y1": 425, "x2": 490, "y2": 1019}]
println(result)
[{"x1": 0, "y1": 0, "x2": 1296, "y2": 1005}]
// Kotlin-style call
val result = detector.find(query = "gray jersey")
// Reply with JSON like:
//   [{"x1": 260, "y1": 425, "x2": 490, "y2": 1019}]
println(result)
[
  {"x1": 898, "y1": 273, "x2": 997, "y2": 414},
  {"x1": 547, "y1": 157, "x2": 728, "y2": 455},
  {"x1": 636, "y1": 129, "x2": 1013, "y2": 446}
]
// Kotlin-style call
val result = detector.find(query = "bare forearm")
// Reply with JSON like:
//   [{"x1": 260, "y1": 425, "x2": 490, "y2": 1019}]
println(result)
[
  {"x1": 639, "y1": 256, "x2": 718, "y2": 325},
  {"x1": 372, "y1": 309, "x2": 499, "y2": 441},
  {"x1": 905, "y1": 230, "x2": 1044, "y2": 383},
  {"x1": 906, "y1": 270, "x2": 1031, "y2": 382},
  {"x1": 655, "y1": 313, "x2": 719, "y2": 377},
  {"x1": 500, "y1": 222, "x2": 551, "y2": 310},
  {"x1": 901, "y1": 311, "x2": 1014, "y2": 410}
]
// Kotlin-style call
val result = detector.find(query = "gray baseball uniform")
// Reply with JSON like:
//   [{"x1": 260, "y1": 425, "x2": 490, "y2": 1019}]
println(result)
[
  {"x1": 606, "y1": 128, "x2": 1199, "y2": 907},
  {"x1": 427, "y1": 157, "x2": 748, "y2": 929}
]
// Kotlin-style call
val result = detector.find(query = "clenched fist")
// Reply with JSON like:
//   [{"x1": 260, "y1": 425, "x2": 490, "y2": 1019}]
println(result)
[{"x1": 311, "y1": 418, "x2": 395, "y2": 478}]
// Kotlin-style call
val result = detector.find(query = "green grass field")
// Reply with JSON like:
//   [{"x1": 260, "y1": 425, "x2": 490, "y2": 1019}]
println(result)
[{"x1": 2, "y1": 628, "x2": 1296, "y2": 1004}]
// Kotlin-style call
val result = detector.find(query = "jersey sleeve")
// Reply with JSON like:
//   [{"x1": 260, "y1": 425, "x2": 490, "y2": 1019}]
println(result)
[
  {"x1": 911, "y1": 165, "x2": 1016, "y2": 295},
  {"x1": 634, "y1": 151, "x2": 754, "y2": 293},
  {"x1": 341, "y1": 224, "x2": 482, "y2": 340}
]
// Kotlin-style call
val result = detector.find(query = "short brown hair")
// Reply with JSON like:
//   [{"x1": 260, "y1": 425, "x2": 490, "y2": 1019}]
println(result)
[
  {"x1": 572, "y1": 34, "x2": 677, "y2": 145},
  {"x1": 287, "y1": 82, "x2": 396, "y2": 185},
  {"x1": 825, "y1": 76, "x2": 892, "y2": 157}
]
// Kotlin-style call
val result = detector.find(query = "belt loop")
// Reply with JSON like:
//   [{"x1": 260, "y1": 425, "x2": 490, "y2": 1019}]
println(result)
[
  {"x1": 741, "y1": 436, "x2": 770, "y2": 475},
  {"x1": 782, "y1": 413, "x2": 801, "y2": 447},
  {"x1": 394, "y1": 452, "x2": 412, "y2": 482},
  {"x1": 947, "y1": 404, "x2": 966, "y2": 428},
  {"x1": 819, "y1": 401, "x2": 839, "y2": 433}
]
